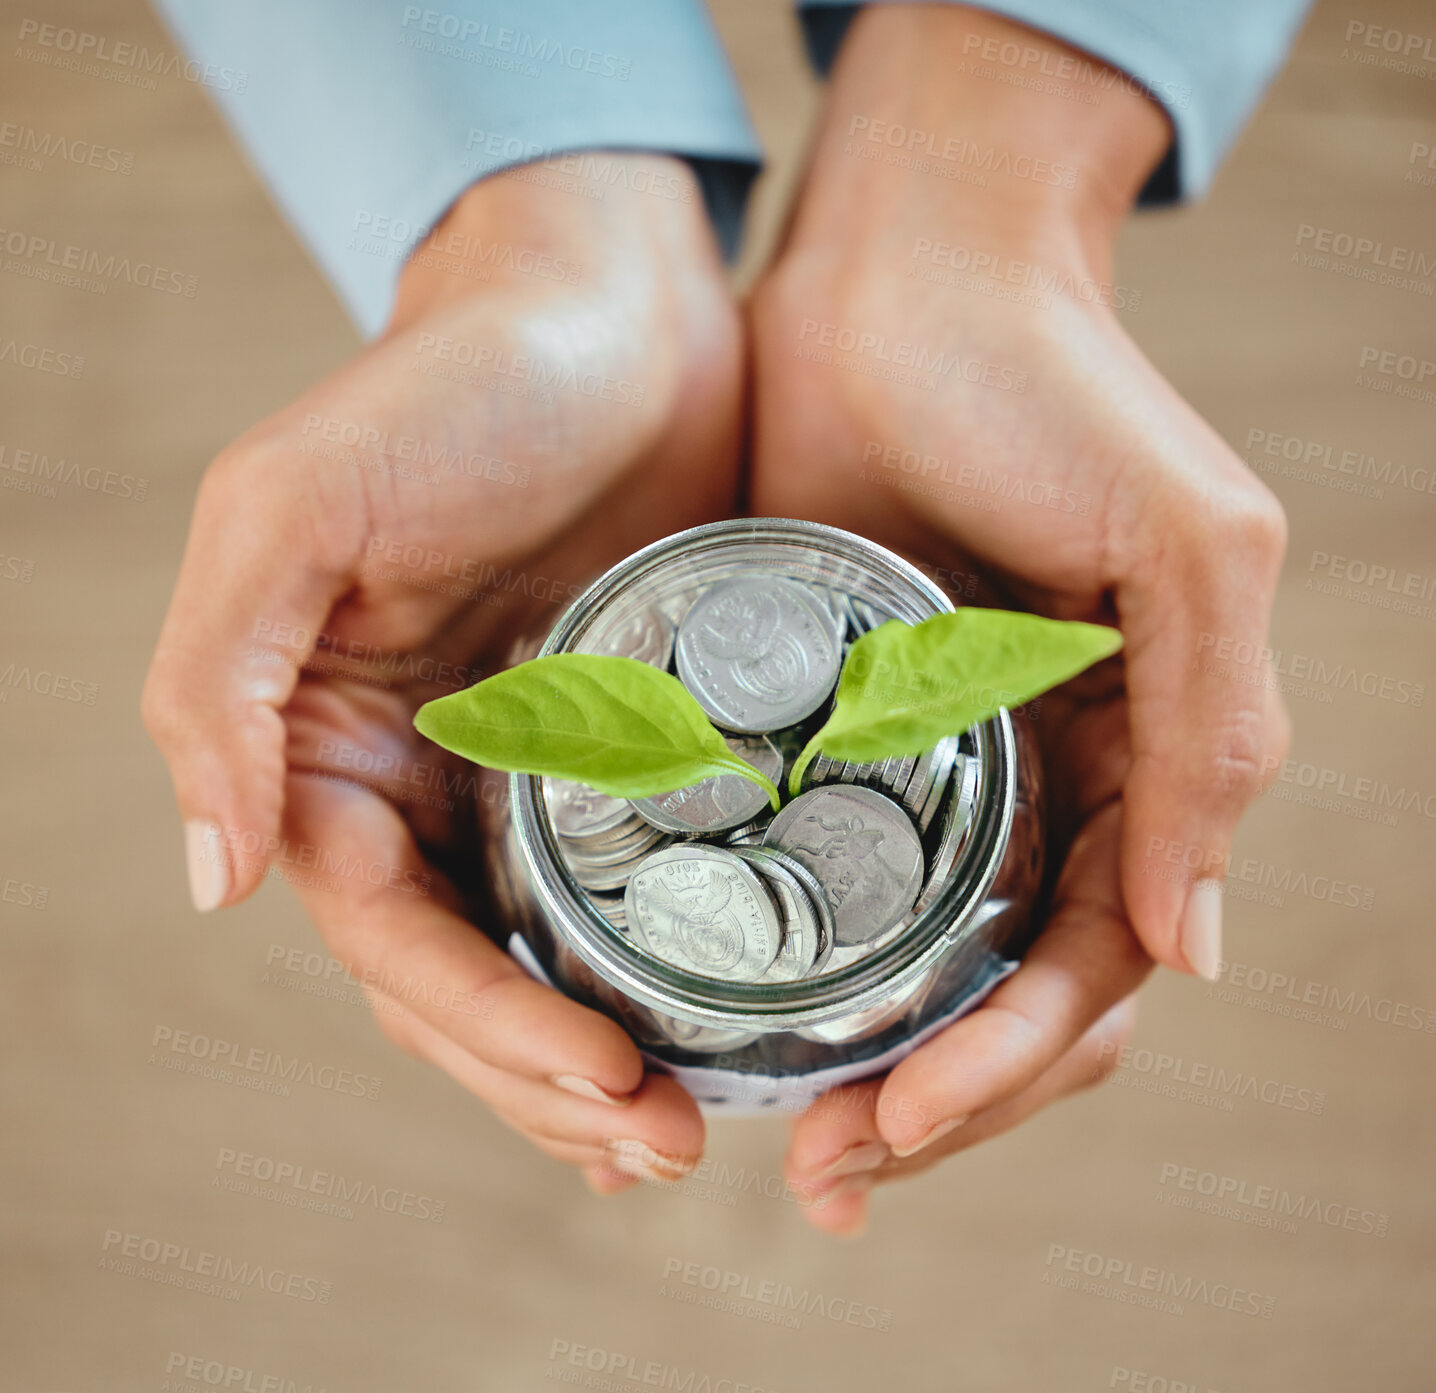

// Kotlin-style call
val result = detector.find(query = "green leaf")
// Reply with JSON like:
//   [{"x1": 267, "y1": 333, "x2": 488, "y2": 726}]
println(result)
[
  {"x1": 789, "y1": 610, "x2": 1122, "y2": 794},
  {"x1": 414, "y1": 653, "x2": 780, "y2": 810}
]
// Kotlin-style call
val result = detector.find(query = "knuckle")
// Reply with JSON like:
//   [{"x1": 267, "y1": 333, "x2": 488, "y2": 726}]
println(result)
[{"x1": 1227, "y1": 485, "x2": 1288, "y2": 566}]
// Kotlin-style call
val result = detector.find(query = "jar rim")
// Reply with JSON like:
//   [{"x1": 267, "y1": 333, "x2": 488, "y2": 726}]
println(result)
[{"x1": 511, "y1": 518, "x2": 1017, "y2": 1030}]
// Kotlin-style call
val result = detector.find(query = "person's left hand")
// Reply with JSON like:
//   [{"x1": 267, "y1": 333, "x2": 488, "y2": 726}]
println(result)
[{"x1": 745, "y1": 6, "x2": 1288, "y2": 1233}]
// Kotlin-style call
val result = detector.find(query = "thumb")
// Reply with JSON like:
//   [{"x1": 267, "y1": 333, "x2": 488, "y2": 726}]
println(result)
[{"x1": 142, "y1": 451, "x2": 359, "y2": 910}]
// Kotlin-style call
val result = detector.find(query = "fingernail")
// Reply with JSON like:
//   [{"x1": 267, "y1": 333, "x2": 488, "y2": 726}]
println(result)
[
  {"x1": 603, "y1": 1138, "x2": 695, "y2": 1183},
  {"x1": 185, "y1": 819, "x2": 229, "y2": 913},
  {"x1": 813, "y1": 1140, "x2": 889, "y2": 1181},
  {"x1": 552, "y1": 1074, "x2": 632, "y2": 1106},
  {"x1": 891, "y1": 1114, "x2": 968, "y2": 1159},
  {"x1": 1180, "y1": 879, "x2": 1224, "y2": 982}
]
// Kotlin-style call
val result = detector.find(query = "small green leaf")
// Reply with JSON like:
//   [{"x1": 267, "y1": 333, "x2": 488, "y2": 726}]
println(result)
[
  {"x1": 789, "y1": 610, "x2": 1122, "y2": 794},
  {"x1": 414, "y1": 653, "x2": 780, "y2": 810}
]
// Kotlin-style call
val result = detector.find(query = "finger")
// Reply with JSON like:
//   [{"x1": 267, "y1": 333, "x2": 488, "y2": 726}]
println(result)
[
  {"x1": 782, "y1": 1080, "x2": 885, "y2": 1238},
  {"x1": 283, "y1": 770, "x2": 645, "y2": 1102},
  {"x1": 1114, "y1": 473, "x2": 1290, "y2": 978},
  {"x1": 873, "y1": 996, "x2": 1138, "y2": 1181},
  {"x1": 374, "y1": 969, "x2": 703, "y2": 1178},
  {"x1": 873, "y1": 803, "x2": 1148, "y2": 1156},
  {"x1": 142, "y1": 448, "x2": 362, "y2": 911},
  {"x1": 788, "y1": 998, "x2": 1138, "y2": 1237}
]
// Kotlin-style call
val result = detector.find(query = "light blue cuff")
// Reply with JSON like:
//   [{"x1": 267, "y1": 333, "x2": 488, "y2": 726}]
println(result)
[
  {"x1": 151, "y1": 1, "x2": 763, "y2": 336},
  {"x1": 798, "y1": 1, "x2": 1313, "y2": 202}
]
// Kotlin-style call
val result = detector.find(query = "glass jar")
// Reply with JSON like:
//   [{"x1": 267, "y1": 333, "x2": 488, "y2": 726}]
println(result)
[{"x1": 477, "y1": 519, "x2": 1044, "y2": 1113}]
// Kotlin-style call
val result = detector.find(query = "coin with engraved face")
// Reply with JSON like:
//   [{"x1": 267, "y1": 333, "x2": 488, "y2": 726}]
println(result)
[
  {"x1": 763, "y1": 786, "x2": 924, "y2": 946},
  {"x1": 625, "y1": 845, "x2": 782, "y2": 982},
  {"x1": 543, "y1": 778, "x2": 634, "y2": 842},
  {"x1": 582, "y1": 601, "x2": 675, "y2": 669},
  {"x1": 675, "y1": 575, "x2": 840, "y2": 733},
  {"x1": 630, "y1": 734, "x2": 783, "y2": 835}
]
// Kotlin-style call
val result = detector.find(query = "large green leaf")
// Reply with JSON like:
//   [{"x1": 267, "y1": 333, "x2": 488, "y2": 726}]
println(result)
[
  {"x1": 789, "y1": 610, "x2": 1122, "y2": 793},
  {"x1": 414, "y1": 653, "x2": 780, "y2": 809}
]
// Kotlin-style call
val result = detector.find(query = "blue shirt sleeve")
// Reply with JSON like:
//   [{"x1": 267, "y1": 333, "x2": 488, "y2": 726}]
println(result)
[
  {"x1": 150, "y1": 0, "x2": 763, "y2": 336},
  {"x1": 798, "y1": 1, "x2": 1314, "y2": 203}
]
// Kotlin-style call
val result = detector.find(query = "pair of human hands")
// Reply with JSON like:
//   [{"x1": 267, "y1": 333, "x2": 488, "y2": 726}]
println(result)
[{"x1": 143, "y1": 9, "x2": 1289, "y2": 1234}]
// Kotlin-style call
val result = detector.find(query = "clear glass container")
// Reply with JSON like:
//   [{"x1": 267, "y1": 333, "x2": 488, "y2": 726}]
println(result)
[{"x1": 477, "y1": 519, "x2": 1044, "y2": 1112}]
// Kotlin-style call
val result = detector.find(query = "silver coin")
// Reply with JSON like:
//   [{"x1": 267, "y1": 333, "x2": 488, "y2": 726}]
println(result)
[
  {"x1": 674, "y1": 575, "x2": 841, "y2": 733},
  {"x1": 909, "y1": 752, "x2": 980, "y2": 919},
  {"x1": 625, "y1": 845, "x2": 782, "y2": 982},
  {"x1": 582, "y1": 601, "x2": 675, "y2": 669},
  {"x1": 911, "y1": 737, "x2": 960, "y2": 833},
  {"x1": 543, "y1": 778, "x2": 633, "y2": 842},
  {"x1": 730, "y1": 846, "x2": 833, "y2": 982},
  {"x1": 723, "y1": 815, "x2": 773, "y2": 847},
  {"x1": 629, "y1": 734, "x2": 783, "y2": 835},
  {"x1": 763, "y1": 785, "x2": 924, "y2": 947}
]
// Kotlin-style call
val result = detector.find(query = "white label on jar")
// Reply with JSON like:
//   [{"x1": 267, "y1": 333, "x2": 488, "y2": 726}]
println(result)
[{"x1": 506, "y1": 934, "x2": 1018, "y2": 1116}]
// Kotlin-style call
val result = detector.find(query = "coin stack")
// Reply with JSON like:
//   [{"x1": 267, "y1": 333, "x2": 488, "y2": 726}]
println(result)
[{"x1": 542, "y1": 573, "x2": 979, "y2": 987}]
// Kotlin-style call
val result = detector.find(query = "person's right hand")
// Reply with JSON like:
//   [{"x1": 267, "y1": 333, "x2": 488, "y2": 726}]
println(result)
[{"x1": 142, "y1": 155, "x2": 742, "y2": 1192}]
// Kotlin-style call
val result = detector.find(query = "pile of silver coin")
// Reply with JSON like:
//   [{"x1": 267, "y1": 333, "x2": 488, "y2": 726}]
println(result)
[{"x1": 541, "y1": 574, "x2": 979, "y2": 987}]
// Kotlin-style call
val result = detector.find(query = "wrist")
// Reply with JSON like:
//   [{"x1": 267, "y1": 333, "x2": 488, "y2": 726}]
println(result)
[
  {"x1": 389, "y1": 152, "x2": 723, "y2": 331},
  {"x1": 787, "y1": 5, "x2": 1171, "y2": 276}
]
